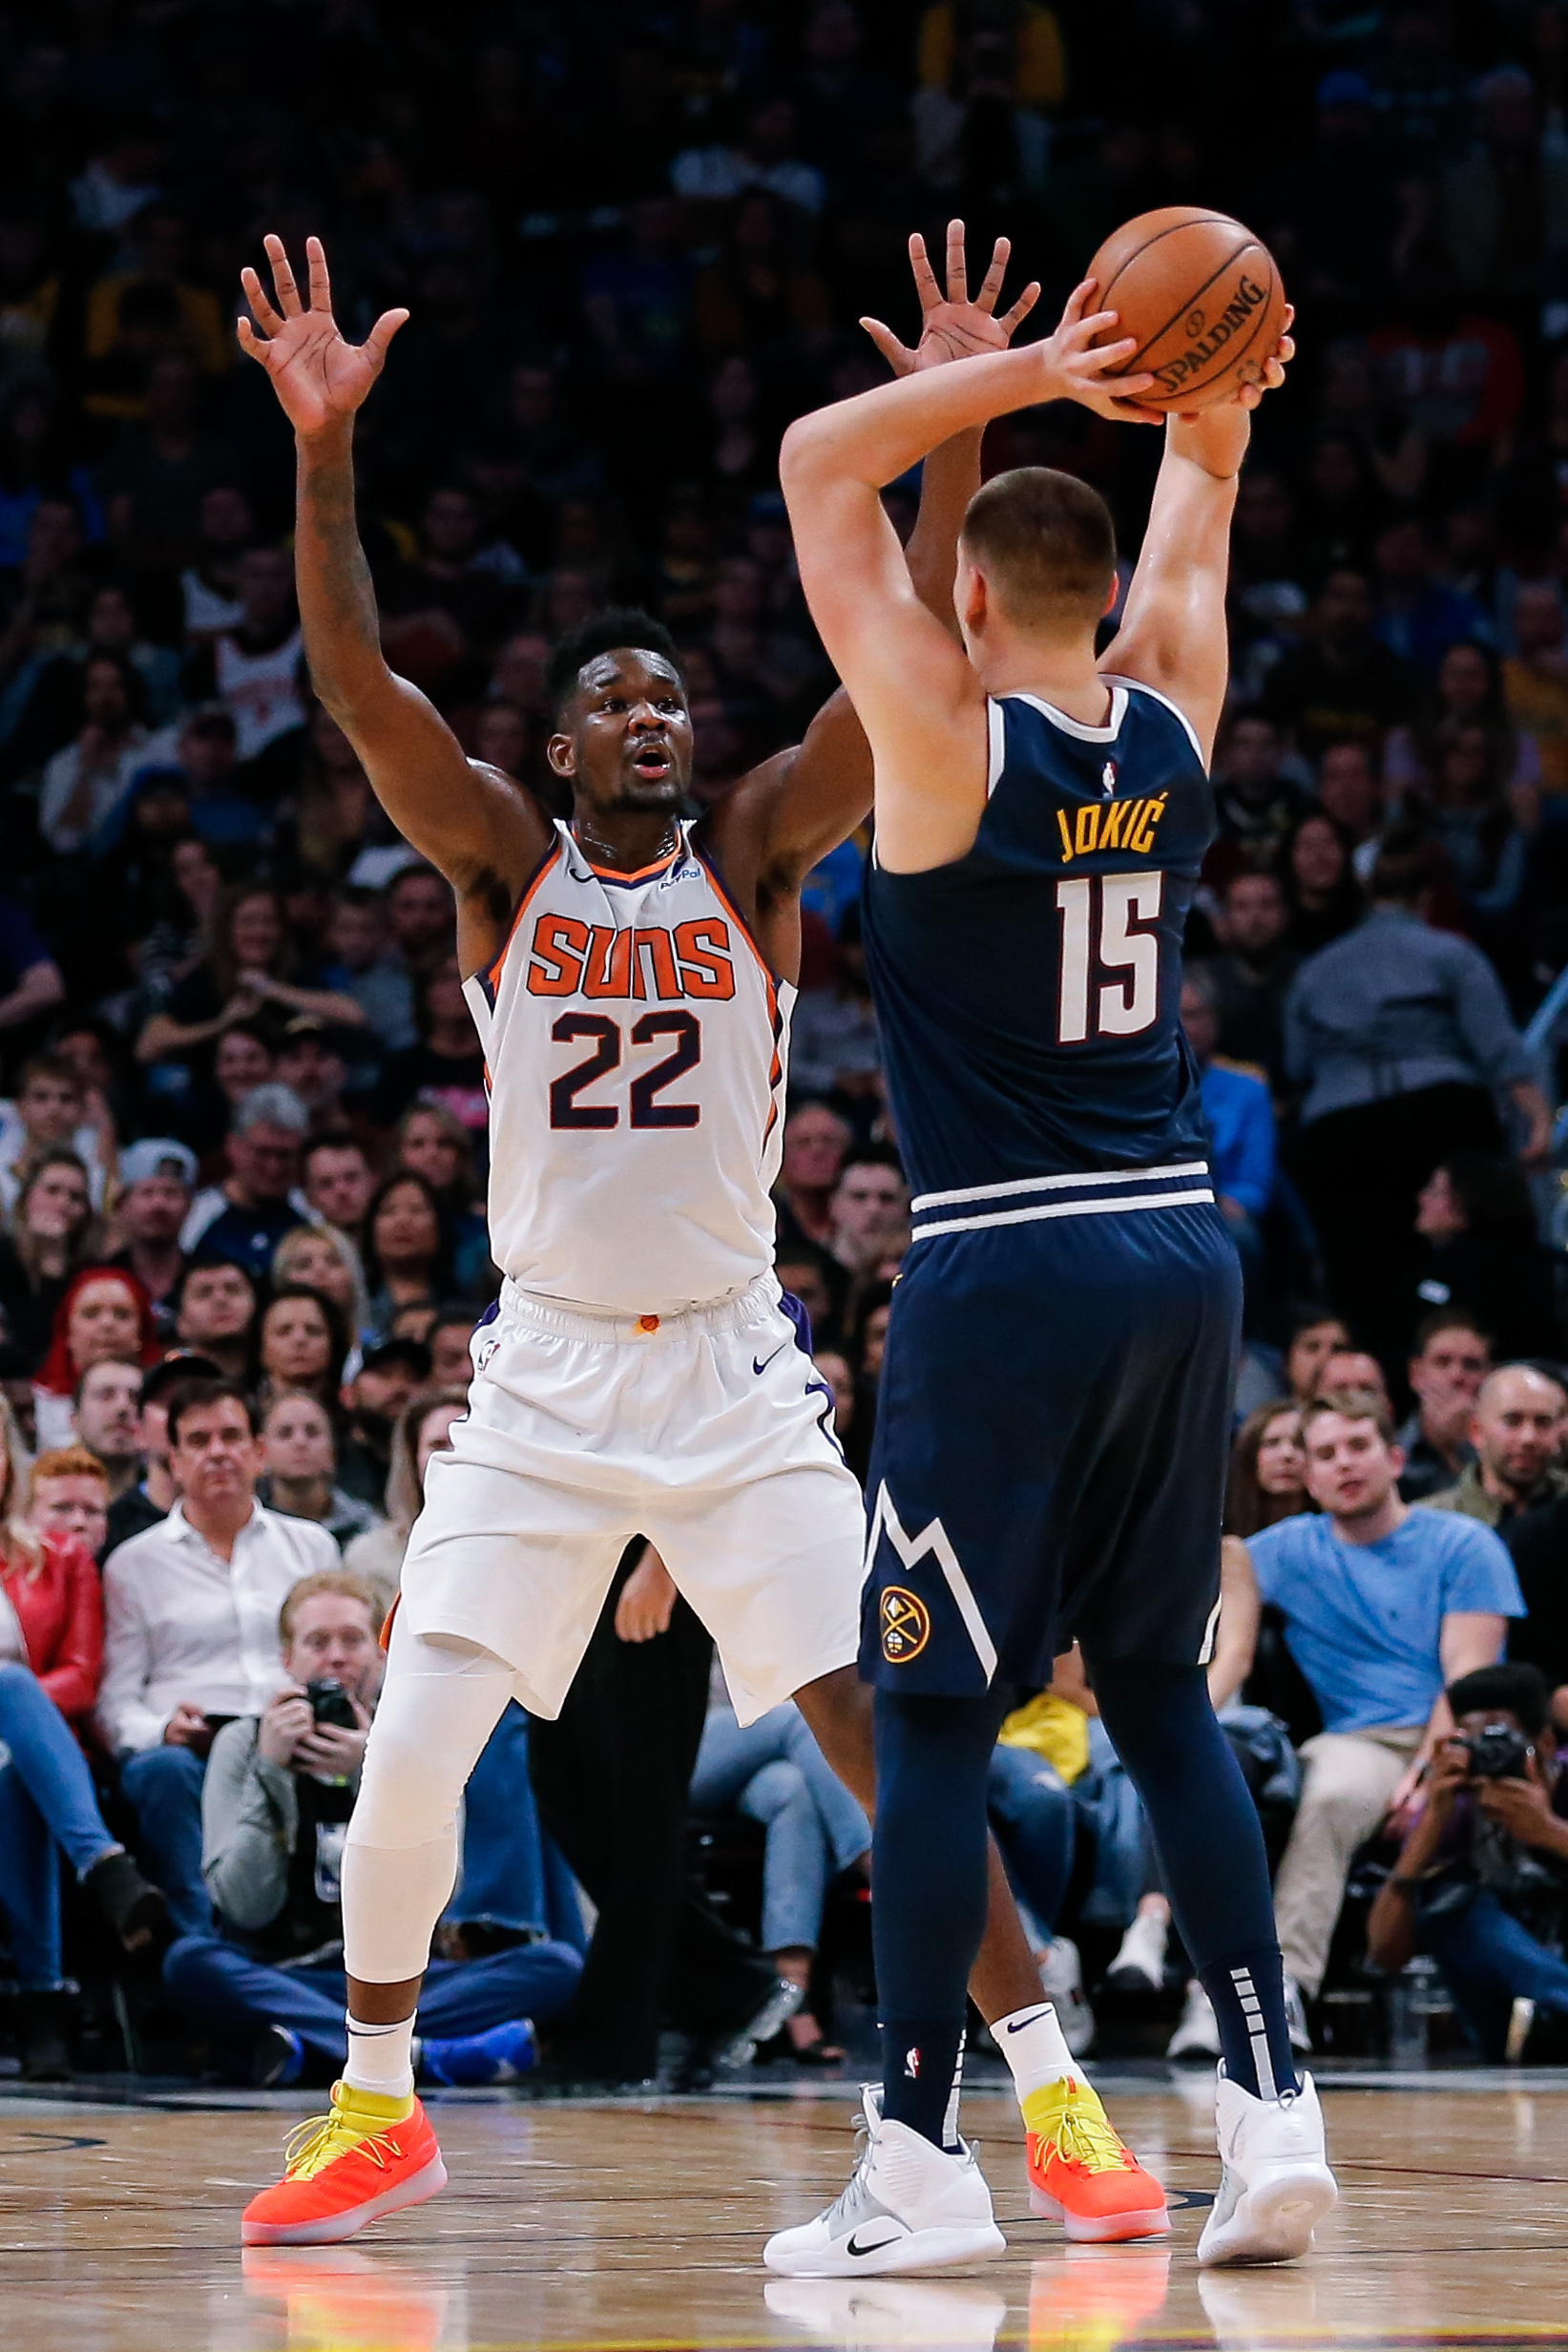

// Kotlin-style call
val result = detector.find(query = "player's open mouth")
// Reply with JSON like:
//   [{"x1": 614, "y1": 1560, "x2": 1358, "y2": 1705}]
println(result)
[{"x1": 632, "y1": 746, "x2": 673, "y2": 777}]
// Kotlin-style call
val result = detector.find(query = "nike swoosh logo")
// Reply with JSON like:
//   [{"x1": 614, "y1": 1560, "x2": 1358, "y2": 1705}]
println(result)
[
  {"x1": 753, "y1": 1345, "x2": 787, "y2": 1376},
  {"x1": 1005, "y1": 2007, "x2": 1053, "y2": 2033},
  {"x1": 846, "y1": 2229, "x2": 903, "y2": 2258}
]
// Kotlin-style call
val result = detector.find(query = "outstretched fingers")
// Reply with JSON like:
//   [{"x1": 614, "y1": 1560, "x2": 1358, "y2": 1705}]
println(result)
[
  {"x1": 365, "y1": 307, "x2": 410, "y2": 365},
  {"x1": 860, "y1": 315, "x2": 914, "y2": 375},
  {"x1": 262, "y1": 232, "x2": 304, "y2": 319},
  {"x1": 998, "y1": 280, "x2": 1041, "y2": 337},
  {"x1": 907, "y1": 231, "x2": 943, "y2": 316},
  {"x1": 944, "y1": 218, "x2": 969, "y2": 306},
  {"x1": 240, "y1": 262, "x2": 284, "y2": 342},
  {"x1": 973, "y1": 236, "x2": 1011, "y2": 316},
  {"x1": 305, "y1": 235, "x2": 333, "y2": 316}
]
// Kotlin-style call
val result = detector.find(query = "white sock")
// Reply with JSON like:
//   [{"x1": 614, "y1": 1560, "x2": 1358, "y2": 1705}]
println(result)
[
  {"x1": 343, "y1": 2010, "x2": 416, "y2": 2099},
  {"x1": 993, "y1": 2002, "x2": 1076, "y2": 2102}
]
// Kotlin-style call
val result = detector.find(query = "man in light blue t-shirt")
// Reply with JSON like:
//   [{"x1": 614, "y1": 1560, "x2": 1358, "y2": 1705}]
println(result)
[{"x1": 1246, "y1": 1388, "x2": 1523, "y2": 2035}]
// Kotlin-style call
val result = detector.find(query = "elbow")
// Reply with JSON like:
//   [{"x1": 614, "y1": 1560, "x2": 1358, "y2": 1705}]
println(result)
[{"x1": 779, "y1": 415, "x2": 827, "y2": 506}]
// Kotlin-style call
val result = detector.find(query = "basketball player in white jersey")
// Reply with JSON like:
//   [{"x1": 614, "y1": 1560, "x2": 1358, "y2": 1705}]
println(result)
[{"x1": 233, "y1": 229, "x2": 1084, "y2": 2248}]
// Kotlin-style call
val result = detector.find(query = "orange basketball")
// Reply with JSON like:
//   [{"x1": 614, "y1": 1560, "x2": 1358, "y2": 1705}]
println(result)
[{"x1": 1083, "y1": 207, "x2": 1286, "y2": 411}]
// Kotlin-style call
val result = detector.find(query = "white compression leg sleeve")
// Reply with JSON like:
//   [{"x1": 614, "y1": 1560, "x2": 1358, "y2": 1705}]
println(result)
[{"x1": 342, "y1": 1621, "x2": 517, "y2": 1985}]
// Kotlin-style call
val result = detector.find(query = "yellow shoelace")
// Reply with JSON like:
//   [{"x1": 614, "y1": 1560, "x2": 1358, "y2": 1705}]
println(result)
[
  {"x1": 282, "y1": 2107, "x2": 400, "y2": 2184},
  {"x1": 1031, "y1": 2084, "x2": 1134, "y2": 2174}
]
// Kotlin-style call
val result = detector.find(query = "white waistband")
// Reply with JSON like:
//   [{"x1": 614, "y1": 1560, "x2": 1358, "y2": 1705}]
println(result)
[
  {"x1": 910, "y1": 1185, "x2": 1216, "y2": 1241},
  {"x1": 499, "y1": 1270, "x2": 780, "y2": 1343},
  {"x1": 910, "y1": 1160, "x2": 1210, "y2": 1212}
]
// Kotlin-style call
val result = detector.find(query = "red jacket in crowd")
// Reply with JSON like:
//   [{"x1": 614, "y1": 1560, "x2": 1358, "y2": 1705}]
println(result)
[{"x1": 1, "y1": 1537, "x2": 104, "y2": 1721}]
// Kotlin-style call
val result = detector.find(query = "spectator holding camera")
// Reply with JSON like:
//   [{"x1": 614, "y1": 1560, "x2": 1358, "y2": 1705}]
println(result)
[
  {"x1": 1244, "y1": 1389, "x2": 1522, "y2": 2043},
  {"x1": 162, "y1": 1569, "x2": 581, "y2": 2087},
  {"x1": 1368, "y1": 1664, "x2": 1568, "y2": 2062},
  {"x1": 1428, "y1": 1364, "x2": 1568, "y2": 1528},
  {"x1": 96, "y1": 1378, "x2": 337, "y2": 1934}
]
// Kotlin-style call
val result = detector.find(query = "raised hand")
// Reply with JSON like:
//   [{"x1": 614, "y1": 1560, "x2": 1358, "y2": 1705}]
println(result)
[
  {"x1": 238, "y1": 233, "x2": 408, "y2": 440},
  {"x1": 1169, "y1": 304, "x2": 1297, "y2": 476},
  {"x1": 862, "y1": 219, "x2": 1041, "y2": 376}
]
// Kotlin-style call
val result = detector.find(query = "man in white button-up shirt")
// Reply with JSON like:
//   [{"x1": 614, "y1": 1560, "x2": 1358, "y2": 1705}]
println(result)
[{"x1": 99, "y1": 1379, "x2": 337, "y2": 1933}]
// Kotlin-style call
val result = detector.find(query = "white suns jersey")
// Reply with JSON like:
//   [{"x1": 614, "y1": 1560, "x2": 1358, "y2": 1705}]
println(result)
[{"x1": 464, "y1": 820, "x2": 795, "y2": 1316}]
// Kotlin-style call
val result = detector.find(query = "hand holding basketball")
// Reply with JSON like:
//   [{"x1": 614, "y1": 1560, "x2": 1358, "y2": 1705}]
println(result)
[
  {"x1": 239, "y1": 233, "x2": 408, "y2": 440},
  {"x1": 1035, "y1": 280, "x2": 1163, "y2": 423}
]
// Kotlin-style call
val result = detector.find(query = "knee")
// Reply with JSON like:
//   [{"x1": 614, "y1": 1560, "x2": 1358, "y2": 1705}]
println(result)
[
  {"x1": 161, "y1": 1933, "x2": 223, "y2": 1998},
  {"x1": 742, "y1": 1760, "x2": 811, "y2": 1828},
  {"x1": 349, "y1": 1721, "x2": 461, "y2": 1851}
]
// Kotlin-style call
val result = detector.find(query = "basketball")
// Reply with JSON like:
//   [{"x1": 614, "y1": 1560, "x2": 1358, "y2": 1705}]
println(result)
[{"x1": 1083, "y1": 206, "x2": 1287, "y2": 411}]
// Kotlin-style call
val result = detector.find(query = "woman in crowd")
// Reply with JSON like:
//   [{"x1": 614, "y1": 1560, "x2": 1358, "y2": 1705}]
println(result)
[
  {"x1": 374, "y1": 955, "x2": 489, "y2": 1150},
  {"x1": 0, "y1": 1425, "x2": 168, "y2": 2078},
  {"x1": 31, "y1": 1265, "x2": 158, "y2": 1448},
  {"x1": 345, "y1": 1382, "x2": 468, "y2": 1600},
  {"x1": 362, "y1": 1169, "x2": 452, "y2": 1344},
  {"x1": 1225, "y1": 1400, "x2": 1311, "y2": 1539},
  {"x1": 1406, "y1": 1152, "x2": 1561, "y2": 1364},
  {"x1": 134, "y1": 881, "x2": 366, "y2": 1070},
  {"x1": 258, "y1": 1390, "x2": 382, "y2": 1551},
  {"x1": 272, "y1": 1221, "x2": 371, "y2": 1354},
  {"x1": 1279, "y1": 809, "x2": 1363, "y2": 956},
  {"x1": 1385, "y1": 640, "x2": 1539, "y2": 806},
  {"x1": 395, "y1": 1102, "x2": 492, "y2": 1297},
  {"x1": 0, "y1": 1150, "x2": 98, "y2": 1365},
  {"x1": 256, "y1": 1283, "x2": 349, "y2": 1414}
]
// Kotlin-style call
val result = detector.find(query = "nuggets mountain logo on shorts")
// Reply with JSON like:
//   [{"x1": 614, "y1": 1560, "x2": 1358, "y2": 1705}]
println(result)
[{"x1": 880, "y1": 1585, "x2": 930, "y2": 1664}]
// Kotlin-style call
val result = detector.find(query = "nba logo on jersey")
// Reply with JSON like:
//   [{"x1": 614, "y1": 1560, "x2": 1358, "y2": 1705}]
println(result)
[{"x1": 1101, "y1": 759, "x2": 1117, "y2": 796}]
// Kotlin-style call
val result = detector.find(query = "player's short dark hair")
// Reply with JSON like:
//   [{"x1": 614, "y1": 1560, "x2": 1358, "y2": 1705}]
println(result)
[
  {"x1": 1447, "y1": 1661, "x2": 1550, "y2": 1738},
  {"x1": 545, "y1": 607, "x2": 685, "y2": 723},
  {"x1": 960, "y1": 467, "x2": 1117, "y2": 633},
  {"x1": 165, "y1": 1376, "x2": 260, "y2": 1446}
]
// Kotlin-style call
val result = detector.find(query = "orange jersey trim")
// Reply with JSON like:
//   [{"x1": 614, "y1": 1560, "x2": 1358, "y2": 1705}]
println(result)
[
  {"x1": 483, "y1": 838, "x2": 565, "y2": 998},
  {"x1": 581, "y1": 848, "x2": 683, "y2": 886},
  {"x1": 692, "y1": 843, "x2": 781, "y2": 1022}
]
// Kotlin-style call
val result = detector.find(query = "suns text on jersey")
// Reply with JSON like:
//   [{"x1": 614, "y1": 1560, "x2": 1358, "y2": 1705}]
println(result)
[{"x1": 524, "y1": 914, "x2": 737, "y2": 1001}]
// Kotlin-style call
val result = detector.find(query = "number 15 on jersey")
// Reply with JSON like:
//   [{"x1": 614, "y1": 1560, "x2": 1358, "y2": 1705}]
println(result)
[{"x1": 1055, "y1": 872, "x2": 1164, "y2": 1045}]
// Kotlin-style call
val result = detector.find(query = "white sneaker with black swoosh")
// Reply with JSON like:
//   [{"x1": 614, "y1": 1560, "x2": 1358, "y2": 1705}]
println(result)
[{"x1": 763, "y1": 2090, "x2": 1005, "y2": 2278}]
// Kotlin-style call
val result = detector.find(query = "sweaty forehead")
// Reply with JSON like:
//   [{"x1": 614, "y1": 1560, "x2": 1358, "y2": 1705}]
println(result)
[{"x1": 575, "y1": 649, "x2": 685, "y2": 703}]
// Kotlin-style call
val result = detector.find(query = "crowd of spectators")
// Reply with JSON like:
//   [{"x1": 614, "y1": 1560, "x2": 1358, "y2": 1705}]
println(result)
[{"x1": 7, "y1": 0, "x2": 1568, "y2": 2079}]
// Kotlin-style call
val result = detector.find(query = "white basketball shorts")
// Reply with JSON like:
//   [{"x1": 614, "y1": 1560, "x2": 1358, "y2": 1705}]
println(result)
[{"x1": 396, "y1": 1271, "x2": 865, "y2": 1725}]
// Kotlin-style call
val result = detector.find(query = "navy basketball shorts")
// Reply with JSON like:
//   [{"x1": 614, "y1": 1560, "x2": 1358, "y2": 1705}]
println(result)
[{"x1": 859, "y1": 1201, "x2": 1242, "y2": 1696}]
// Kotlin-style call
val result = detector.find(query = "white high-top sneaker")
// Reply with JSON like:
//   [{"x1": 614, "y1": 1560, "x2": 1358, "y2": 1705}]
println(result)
[
  {"x1": 1197, "y1": 2073, "x2": 1338, "y2": 2267},
  {"x1": 763, "y1": 2090, "x2": 1005, "y2": 2278}
]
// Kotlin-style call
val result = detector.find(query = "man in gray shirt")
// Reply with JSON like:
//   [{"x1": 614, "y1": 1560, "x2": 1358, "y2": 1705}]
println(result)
[{"x1": 1285, "y1": 827, "x2": 1552, "y2": 1373}]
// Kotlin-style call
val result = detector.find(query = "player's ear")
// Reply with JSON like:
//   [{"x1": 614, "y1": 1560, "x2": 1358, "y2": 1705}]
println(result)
[
  {"x1": 1101, "y1": 573, "x2": 1119, "y2": 619},
  {"x1": 546, "y1": 730, "x2": 576, "y2": 780}
]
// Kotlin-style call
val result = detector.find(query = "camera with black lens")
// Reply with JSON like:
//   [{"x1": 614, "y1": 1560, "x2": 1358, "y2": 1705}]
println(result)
[
  {"x1": 305, "y1": 1677, "x2": 359, "y2": 1732},
  {"x1": 1460, "y1": 1721, "x2": 1534, "y2": 1781}
]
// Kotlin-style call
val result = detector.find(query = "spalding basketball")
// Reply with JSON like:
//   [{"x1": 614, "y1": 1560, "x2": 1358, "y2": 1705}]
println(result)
[{"x1": 1083, "y1": 208, "x2": 1286, "y2": 411}]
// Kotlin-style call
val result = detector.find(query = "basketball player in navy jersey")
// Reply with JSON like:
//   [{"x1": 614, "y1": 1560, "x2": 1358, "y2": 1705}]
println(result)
[
  {"x1": 769, "y1": 284, "x2": 1339, "y2": 2274},
  {"x1": 228, "y1": 228, "x2": 1119, "y2": 2249}
]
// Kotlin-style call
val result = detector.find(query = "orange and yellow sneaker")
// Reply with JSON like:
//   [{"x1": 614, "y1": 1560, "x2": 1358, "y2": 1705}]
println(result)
[
  {"x1": 1024, "y1": 2074, "x2": 1169, "y2": 2244},
  {"x1": 241, "y1": 2082, "x2": 448, "y2": 2246}
]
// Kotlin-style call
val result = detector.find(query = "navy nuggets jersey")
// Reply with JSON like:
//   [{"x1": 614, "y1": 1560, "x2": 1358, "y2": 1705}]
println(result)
[
  {"x1": 857, "y1": 675, "x2": 1241, "y2": 1698},
  {"x1": 862, "y1": 678, "x2": 1212, "y2": 1206}
]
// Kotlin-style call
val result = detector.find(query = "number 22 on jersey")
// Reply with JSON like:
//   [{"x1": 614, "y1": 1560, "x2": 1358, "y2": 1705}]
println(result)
[{"x1": 1055, "y1": 871, "x2": 1164, "y2": 1044}]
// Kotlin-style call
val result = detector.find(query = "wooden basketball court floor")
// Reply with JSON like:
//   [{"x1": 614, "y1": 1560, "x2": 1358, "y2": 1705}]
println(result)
[{"x1": 3, "y1": 2069, "x2": 1568, "y2": 2351}]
